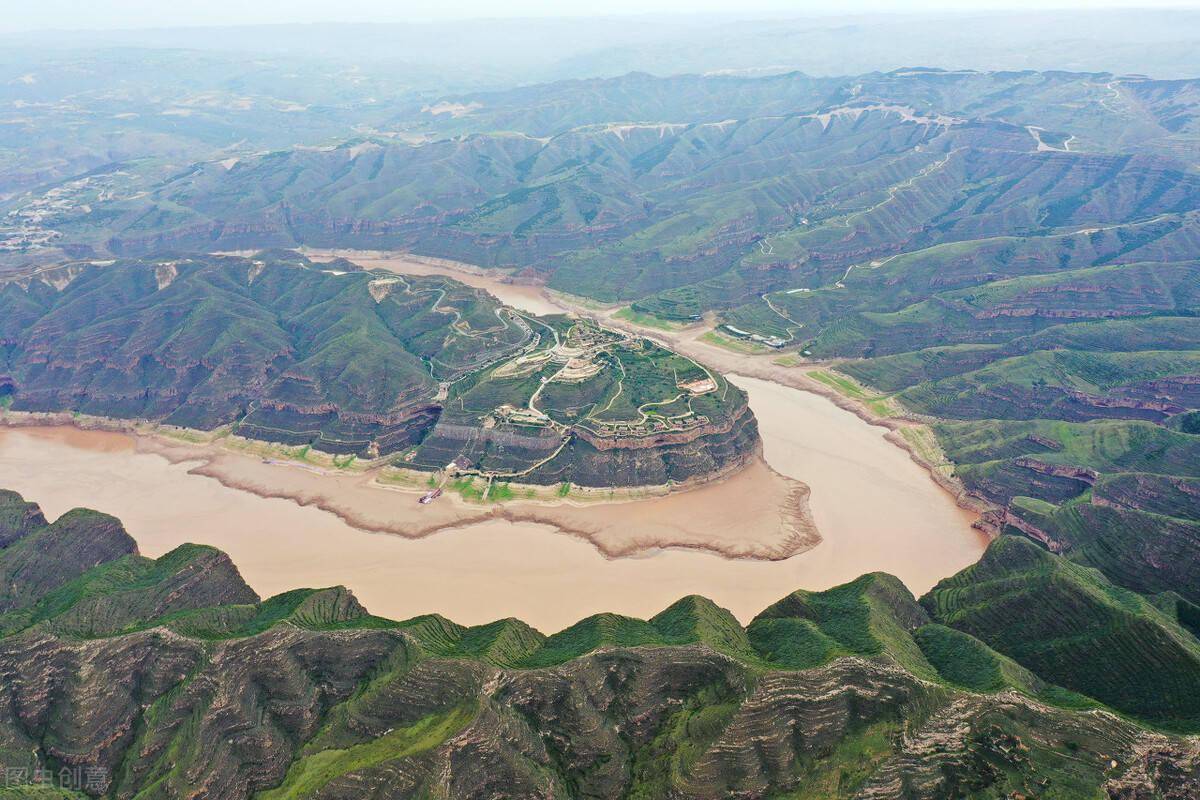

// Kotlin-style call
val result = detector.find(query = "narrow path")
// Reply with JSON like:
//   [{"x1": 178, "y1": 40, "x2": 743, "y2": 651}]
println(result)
[
  {"x1": 831, "y1": 151, "x2": 955, "y2": 229},
  {"x1": 636, "y1": 393, "x2": 687, "y2": 423},
  {"x1": 759, "y1": 292, "x2": 804, "y2": 341},
  {"x1": 590, "y1": 358, "x2": 627, "y2": 418},
  {"x1": 1098, "y1": 80, "x2": 1127, "y2": 115}
]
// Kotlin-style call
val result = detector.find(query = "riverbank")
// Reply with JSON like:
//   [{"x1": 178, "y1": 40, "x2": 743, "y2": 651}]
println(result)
[
  {"x1": 0, "y1": 411, "x2": 818, "y2": 562},
  {"x1": 301, "y1": 247, "x2": 994, "y2": 523},
  {"x1": 0, "y1": 248, "x2": 991, "y2": 628}
]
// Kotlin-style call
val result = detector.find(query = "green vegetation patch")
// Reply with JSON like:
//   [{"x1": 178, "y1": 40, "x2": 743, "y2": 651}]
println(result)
[
  {"x1": 649, "y1": 595, "x2": 753, "y2": 657},
  {"x1": 698, "y1": 330, "x2": 770, "y2": 355},
  {"x1": 749, "y1": 573, "x2": 937, "y2": 678},
  {"x1": 915, "y1": 624, "x2": 1008, "y2": 691},
  {"x1": 810, "y1": 369, "x2": 898, "y2": 417},
  {"x1": 771, "y1": 719, "x2": 902, "y2": 800},
  {"x1": 614, "y1": 306, "x2": 686, "y2": 331},
  {"x1": 747, "y1": 617, "x2": 839, "y2": 669},
  {"x1": 913, "y1": 623, "x2": 1048, "y2": 697},
  {"x1": 517, "y1": 613, "x2": 668, "y2": 668},
  {"x1": 922, "y1": 536, "x2": 1200, "y2": 728},
  {"x1": 258, "y1": 703, "x2": 477, "y2": 799},
  {"x1": 627, "y1": 683, "x2": 743, "y2": 799}
]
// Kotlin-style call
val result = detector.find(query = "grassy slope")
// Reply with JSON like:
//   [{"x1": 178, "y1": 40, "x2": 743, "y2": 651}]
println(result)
[
  {"x1": 922, "y1": 536, "x2": 1200, "y2": 728},
  {"x1": 258, "y1": 704, "x2": 478, "y2": 799}
]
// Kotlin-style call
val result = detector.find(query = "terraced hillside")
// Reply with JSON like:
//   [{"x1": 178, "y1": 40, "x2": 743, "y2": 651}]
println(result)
[
  {"x1": 923, "y1": 536, "x2": 1200, "y2": 727},
  {"x1": 816, "y1": 280, "x2": 1200, "y2": 609},
  {"x1": 1, "y1": 488, "x2": 1198, "y2": 799},
  {"x1": 0, "y1": 252, "x2": 755, "y2": 487}
]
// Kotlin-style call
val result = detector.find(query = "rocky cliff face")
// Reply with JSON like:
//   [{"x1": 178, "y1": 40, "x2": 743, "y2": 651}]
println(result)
[
  {"x1": 525, "y1": 400, "x2": 760, "y2": 488},
  {"x1": 1, "y1": 489, "x2": 1199, "y2": 799}
]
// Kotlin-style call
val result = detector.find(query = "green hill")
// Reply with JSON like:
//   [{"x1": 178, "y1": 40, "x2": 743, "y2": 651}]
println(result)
[
  {"x1": 749, "y1": 572, "x2": 935, "y2": 677},
  {"x1": 922, "y1": 535, "x2": 1200, "y2": 727},
  {"x1": 650, "y1": 594, "x2": 754, "y2": 657},
  {"x1": 912, "y1": 623, "x2": 1048, "y2": 695}
]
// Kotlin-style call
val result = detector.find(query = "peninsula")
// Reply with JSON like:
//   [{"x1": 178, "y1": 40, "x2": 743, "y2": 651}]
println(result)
[{"x1": 0, "y1": 251, "x2": 758, "y2": 489}]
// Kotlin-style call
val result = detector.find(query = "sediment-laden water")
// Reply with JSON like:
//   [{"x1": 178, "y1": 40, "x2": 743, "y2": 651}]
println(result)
[
  {"x1": 0, "y1": 373, "x2": 985, "y2": 631},
  {"x1": 0, "y1": 251, "x2": 987, "y2": 630}
]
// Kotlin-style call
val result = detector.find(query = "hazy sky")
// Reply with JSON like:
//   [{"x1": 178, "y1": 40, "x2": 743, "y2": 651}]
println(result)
[{"x1": 4, "y1": 0, "x2": 1199, "y2": 32}]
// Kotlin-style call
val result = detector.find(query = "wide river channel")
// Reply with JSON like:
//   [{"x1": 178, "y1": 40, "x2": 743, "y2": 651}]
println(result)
[{"x1": 0, "y1": 257, "x2": 988, "y2": 632}]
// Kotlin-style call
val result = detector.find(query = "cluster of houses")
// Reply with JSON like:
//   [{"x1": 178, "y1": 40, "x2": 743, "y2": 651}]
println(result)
[
  {"x1": 583, "y1": 411, "x2": 710, "y2": 439},
  {"x1": 720, "y1": 324, "x2": 789, "y2": 349}
]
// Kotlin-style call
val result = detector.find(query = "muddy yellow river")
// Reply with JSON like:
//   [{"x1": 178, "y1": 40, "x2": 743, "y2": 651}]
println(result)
[{"x1": 0, "y1": 373, "x2": 984, "y2": 632}]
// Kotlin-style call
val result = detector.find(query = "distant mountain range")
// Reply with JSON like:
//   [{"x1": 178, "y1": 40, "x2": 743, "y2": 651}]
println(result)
[{"x1": 17, "y1": 69, "x2": 1199, "y2": 314}]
